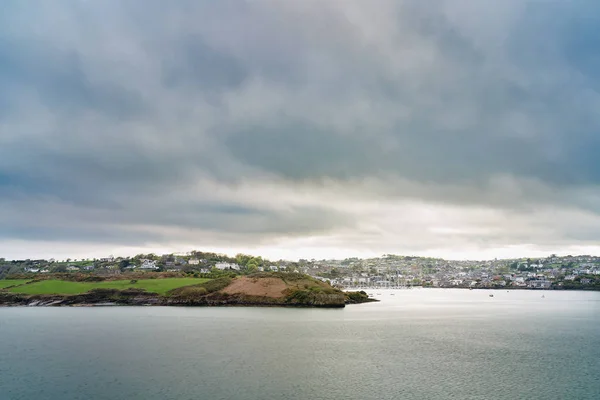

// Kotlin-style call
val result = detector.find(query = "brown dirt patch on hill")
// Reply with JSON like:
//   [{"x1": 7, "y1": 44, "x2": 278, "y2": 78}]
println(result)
[{"x1": 221, "y1": 277, "x2": 287, "y2": 298}]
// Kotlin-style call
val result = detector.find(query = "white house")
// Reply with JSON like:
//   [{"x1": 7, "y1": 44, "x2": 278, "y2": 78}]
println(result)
[
  {"x1": 215, "y1": 262, "x2": 240, "y2": 271},
  {"x1": 139, "y1": 260, "x2": 158, "y2": 270},
  {"x1": 66, "y1": 266, "x2": 79, "y2": 272},
  {"x1": 189, "y1": 258, "x2": 200, "y2": 265}
]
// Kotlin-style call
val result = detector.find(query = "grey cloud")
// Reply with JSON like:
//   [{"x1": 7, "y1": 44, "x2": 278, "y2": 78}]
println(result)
[
  {"x1": 0, "y1": 39, "x2": 146, "y2": 120},
  {"x1": 0, "y1": 188, "x2": 354, "y2": 247},
  {"x1": 2, "y1": 0, "x2": 600, "y2": 256},
  {"x1": 161, "y1": 36, "x2": 248, "y2": 93}
]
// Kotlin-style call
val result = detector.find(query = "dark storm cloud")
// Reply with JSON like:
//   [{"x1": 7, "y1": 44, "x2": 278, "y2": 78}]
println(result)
[{"x1": 2, "y1": 0, "x2": 600, "y2": 254}]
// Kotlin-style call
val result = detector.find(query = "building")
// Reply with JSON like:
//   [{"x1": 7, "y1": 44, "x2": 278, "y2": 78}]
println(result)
[
  {"x1": 215, "y1": 262, "x2": 240, "y2": 271},
  {"x1": 139, "y1": 260, "x2": 158, "y2": 270},
  {"x1": 528, "y1": 280, "x2": 551, "y2": 289},
  {"x1": 189, "y1": 258, "x2": 200, "y2": 265}
]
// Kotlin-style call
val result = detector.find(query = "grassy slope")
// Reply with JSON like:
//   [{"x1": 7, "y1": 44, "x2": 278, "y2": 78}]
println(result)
[
  {"x1": 7, "y1": 278, "x2": 210, "y2": 296},
  {"x1": 0, "y1": 280, "x2": 30, "y2": 289}
]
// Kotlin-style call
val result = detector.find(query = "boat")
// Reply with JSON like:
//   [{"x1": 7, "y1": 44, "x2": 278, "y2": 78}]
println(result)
[
  {"x1": 489, "y1": 294, "x2": 494, "y2": 297},
  {"x1": 541, "y1": 295, "x2": 545, "y2": 298}
]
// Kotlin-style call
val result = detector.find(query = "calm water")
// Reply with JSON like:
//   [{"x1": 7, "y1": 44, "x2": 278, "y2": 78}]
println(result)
[{"x1": 1, "y1": 289, "x2": 599, "y2": 400}]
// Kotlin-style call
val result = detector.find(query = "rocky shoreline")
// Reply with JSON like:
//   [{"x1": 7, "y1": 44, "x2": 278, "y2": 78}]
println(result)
[{"x1": 0, "y1": 287, "x2": 376, "y2": 308}]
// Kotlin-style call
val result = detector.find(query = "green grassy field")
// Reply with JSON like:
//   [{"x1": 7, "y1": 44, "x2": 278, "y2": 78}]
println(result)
[
  {"x1": 7, "y1": 278, "x2": 210, "y2": 296},
  {"x1": 0, "y1": 280, "x2": 31, "y2": 289}
]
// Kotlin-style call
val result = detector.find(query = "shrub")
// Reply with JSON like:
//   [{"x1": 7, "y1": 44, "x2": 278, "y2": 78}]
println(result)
[
  {"x1": 199, "y1": 277, "x2": 232, "y2": 293},
  {"x1": 167, "y1": 277, "x2": 232, "y2": 298}
]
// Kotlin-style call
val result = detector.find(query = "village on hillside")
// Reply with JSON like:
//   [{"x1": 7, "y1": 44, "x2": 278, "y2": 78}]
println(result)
[{"x1": 1, "y1": 253, "x2": 599, "y2": 290}]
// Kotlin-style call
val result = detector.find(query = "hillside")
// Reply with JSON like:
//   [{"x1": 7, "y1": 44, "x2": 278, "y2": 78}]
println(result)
[{"x1": 0, "y1": 273, "x2": 374, "y2": 307}]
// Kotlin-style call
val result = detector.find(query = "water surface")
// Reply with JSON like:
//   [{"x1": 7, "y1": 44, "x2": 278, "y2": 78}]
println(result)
[{"x1": 1, "y1": 289, "x2": 599, "y2": 399}]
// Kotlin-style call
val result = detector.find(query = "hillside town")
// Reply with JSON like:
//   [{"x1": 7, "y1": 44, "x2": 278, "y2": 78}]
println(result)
[{"x1": 1, "y1": 252, "x2": 599, "y2": 290}]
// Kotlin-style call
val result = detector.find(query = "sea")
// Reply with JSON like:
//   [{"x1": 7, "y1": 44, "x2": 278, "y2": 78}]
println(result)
[{"x1": 1, "y1": 289, "x2": 599, "y2": 400}]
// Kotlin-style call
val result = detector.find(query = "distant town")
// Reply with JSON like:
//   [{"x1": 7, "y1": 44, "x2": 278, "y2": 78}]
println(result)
[{"x1": 2, "y1": 252, "x2": 600, "y2": 290}]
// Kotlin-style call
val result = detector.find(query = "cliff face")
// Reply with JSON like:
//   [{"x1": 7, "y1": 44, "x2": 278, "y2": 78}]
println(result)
[{"x1": 0, "y1": 273, "x2": 376, "y2": 307}]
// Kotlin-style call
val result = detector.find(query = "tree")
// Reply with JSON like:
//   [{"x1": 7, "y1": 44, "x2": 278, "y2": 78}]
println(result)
[
  {"x1": 119, "y1": 259, "x2": 131, "y2": 271},
  {"x1": 246, "y1": 262, "x2": 258, "y2": 273},
  {"x1": 235, "y1": 254, "x2": 252, "y2": 267},
  {"x1": 53, "y1": 265, "x2": 67, "y2": 273}
]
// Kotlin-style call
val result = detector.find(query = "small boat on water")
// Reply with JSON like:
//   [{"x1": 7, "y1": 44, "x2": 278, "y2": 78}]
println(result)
[
  {"x1": 541, "y1": 295, "x2": 545, "y2": 298},
  {"x1": 489, "y1": 294, "x2": 494, "y2": 297}
]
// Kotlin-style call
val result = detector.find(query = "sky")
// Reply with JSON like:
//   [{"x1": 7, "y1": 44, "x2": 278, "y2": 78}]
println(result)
[{"x1": 2, "y1": 0, "x2": 600, "y2": 261}]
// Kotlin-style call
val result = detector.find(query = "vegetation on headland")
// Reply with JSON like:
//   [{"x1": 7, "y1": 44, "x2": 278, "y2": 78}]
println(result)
[
  {"x1": 0, "y1": 272, "x2": 375, "y2": 307},
  {"x1": 6, "y1": 278, "x2": 210, "y2": 296},
  {"x1": 165, "y1": 273, "x2": 374, "y2": 307}
]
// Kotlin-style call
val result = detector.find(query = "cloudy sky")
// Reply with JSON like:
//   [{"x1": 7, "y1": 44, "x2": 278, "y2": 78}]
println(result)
[{"x1": 2, "y1": 0, "x2": 600, "y2": 261}]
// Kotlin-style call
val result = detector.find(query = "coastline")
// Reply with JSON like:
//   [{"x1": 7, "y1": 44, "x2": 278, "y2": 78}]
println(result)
[{"x1": 0, "y1": 274, "x2": 376, "y2": 308}]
